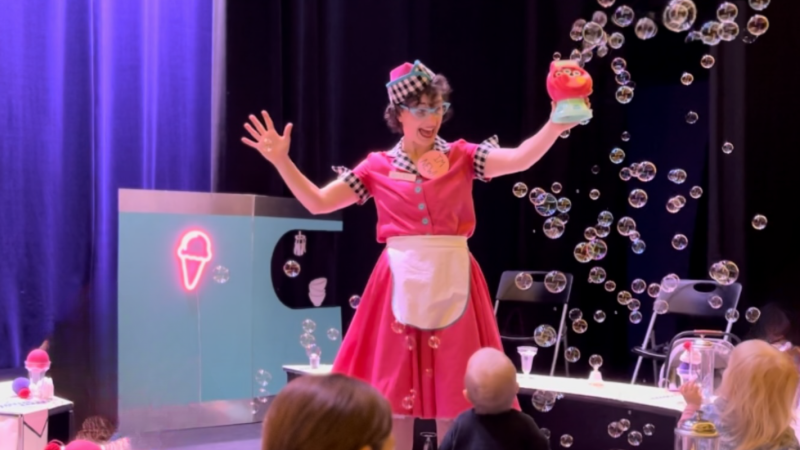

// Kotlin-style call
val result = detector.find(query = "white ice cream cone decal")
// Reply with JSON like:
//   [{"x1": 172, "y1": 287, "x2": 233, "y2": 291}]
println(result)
[{"x1": 177, "y1": 231, "x2": 213, "y2": 290}]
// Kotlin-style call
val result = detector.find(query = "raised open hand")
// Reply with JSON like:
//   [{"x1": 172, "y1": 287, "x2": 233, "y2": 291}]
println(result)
[{"x1": 241, "y1": 110, "x2": 293, "y2": 165}]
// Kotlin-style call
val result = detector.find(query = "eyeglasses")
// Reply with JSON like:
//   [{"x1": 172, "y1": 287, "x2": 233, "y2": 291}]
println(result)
[{"x1": 399, "y1": 102, "x2": 450, "y2": 118}]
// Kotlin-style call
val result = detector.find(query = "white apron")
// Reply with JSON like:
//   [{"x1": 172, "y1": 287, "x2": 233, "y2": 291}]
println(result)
[{"x1": 386, "y1": 235, "x2": 471, "y2": 330}]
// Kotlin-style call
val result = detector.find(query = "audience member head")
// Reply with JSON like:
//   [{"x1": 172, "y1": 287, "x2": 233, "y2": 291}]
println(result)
[
  {"x1": 746, "y1": 302, "x2": 790, "y2": 343},
  {"x1": 262, "y1": 373, "x2": 393, "y2": 450},
  {"x1": 717, "y1": 339, "x2": 799, "y2": 450},
  {"x1": 463, "y1": 347, "x2": 519, "y2": 414}
]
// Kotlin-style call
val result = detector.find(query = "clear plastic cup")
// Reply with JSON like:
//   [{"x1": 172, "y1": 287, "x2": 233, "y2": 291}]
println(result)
[{"x1": 517, "y1": 346, "x2": 538, "y2": 375}]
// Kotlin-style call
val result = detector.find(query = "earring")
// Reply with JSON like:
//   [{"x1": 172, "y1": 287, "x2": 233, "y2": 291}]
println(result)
[{"x1": 294, "y1": 231, "x2": 307, "y2": 256}]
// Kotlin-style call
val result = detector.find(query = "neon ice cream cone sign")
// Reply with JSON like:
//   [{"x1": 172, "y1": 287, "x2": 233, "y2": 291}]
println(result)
[{"x1": 177, "y1": 230, "x2": 213, "y2": 291}]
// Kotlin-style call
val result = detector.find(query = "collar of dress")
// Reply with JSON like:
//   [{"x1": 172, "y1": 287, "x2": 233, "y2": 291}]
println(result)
[{"x1": 386, "y1": 136, "x2": 450, "y2": 175}]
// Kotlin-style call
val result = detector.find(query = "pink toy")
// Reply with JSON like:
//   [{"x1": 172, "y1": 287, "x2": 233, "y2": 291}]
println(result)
[{"x1": 546, "y1": 60, "x2": 593, "y2": 123}]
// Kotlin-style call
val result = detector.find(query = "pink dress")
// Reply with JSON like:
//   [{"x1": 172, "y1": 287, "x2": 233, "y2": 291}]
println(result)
[{"x1": 332, "y1": 136, "x2": 521, "y2": 419}]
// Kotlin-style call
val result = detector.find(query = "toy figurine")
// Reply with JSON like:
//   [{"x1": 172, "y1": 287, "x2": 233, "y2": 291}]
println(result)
[{"x1": 546, "y1": 60, "x2": 593, "y2": 123}]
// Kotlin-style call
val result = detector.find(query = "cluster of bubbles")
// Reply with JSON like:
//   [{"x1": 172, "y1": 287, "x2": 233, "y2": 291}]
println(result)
[
  {"x1": 212, "y1": 265, "x2": 230, "y2": 283},
  {"x1": 250, "y1": 368, "x2": 273, "y2": 414},
  {"x1": 606, "y1": 418, "x2": 654, "y2": 445},
  {"x1": 299, "y1": 318, "x2": 341, "y2": 360}
]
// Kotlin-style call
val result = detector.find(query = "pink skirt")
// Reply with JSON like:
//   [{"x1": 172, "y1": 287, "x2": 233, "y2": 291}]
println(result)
[{"x1": 332, "y1": 250, "x2": 521, "y2": 419}]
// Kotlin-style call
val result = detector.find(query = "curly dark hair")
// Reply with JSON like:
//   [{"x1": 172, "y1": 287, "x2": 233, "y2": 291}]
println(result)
[{"x1": 384, "y1": 74, "x2": 453, "y2": 133}]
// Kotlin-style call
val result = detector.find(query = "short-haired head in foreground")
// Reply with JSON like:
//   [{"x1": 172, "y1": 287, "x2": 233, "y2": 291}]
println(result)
[
  {"x1": 464, "y1": 347, "x2": 519, "y2": 415},
  {"x1": 262, "y1": 373, "x2": 394, "y2": 450}
]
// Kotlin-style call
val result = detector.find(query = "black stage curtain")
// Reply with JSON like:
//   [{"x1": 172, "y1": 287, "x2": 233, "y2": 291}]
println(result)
[{"x1": 221, "y1": 0, "x2": 800, "y2": 380}]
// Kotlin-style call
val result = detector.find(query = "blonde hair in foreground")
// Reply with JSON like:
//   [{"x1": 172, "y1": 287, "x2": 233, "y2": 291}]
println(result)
[{"x1": 717, "y1": 339, "x2": 799, "y2": 450}]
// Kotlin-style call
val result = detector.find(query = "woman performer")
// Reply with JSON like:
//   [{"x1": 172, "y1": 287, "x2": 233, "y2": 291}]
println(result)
[{"x1": 242, "y1": 60, "x2": 585, "y2": 449}]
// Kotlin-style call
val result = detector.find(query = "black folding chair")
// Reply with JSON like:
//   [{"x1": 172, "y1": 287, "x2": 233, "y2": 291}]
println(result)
[
  {"x1": 631, "y1": 279, "x2": 742, "y2": 384},
  {"x1": 494, "y1": 270, "x2": 573, "y2": 376}
]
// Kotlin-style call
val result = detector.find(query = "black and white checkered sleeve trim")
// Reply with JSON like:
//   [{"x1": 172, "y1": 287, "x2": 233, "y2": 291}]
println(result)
[
  {"x1": 474, "y1": 135, "x2": 498, "y2": 182},
  {"x1": 334, "y1": 167, "x2": 371, "y2": 205}
]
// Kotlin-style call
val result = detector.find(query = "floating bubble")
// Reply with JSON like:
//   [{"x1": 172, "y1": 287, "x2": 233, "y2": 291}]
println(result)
[
  {"x1": 709, "y1": 295, "x2": 723, "y2": 309},
  {"x1": 620, "y1": 419, "x2": 631, "y2": 430},
  {"x1": 612, "y1": 5, "x2": 634, "y2": 27},
  {"x1": 534, "y1": 325, "x2": 558, "y2": 347},
  {"x1": 560, "y1": 434, "x2": 574, "y2": 448},
  {"x1": 681, "y1": 72, "x2": 694, "y2": 85},
  {"x1": 743, "y1": 34, "x2": 758, "y2": 43},
  {"x1": 637, "y1": 161, "x2": 657, "y2": 182},
  {"x1": 570, "y1": 49, "x2": 582, "y2": 62},
  {"x1": 535, "y1": 193, "x2": 558, "y2": 217},
  {"x1": 583, "y1": 22, "x2": 605, "y2": 45},
  {"x1": 609, "y1": 148, "x2": 625, "y2": 164},
  {"x1": 574, "y1": 242, "x2": 593, "y2": 263},
  {"x1": 551, "y1": 182, "x2": 562, "y2": 193},
  {"x1": 531, "y1": 390, "x2": 557, "y2": 412},
  {"x1": 604, "y1": 280, "x2": 616, "y2": 292},
  {"x1": 631, "y1": 279, "x2": 646, "y2": 294},
  {"x1": 725, "y1": 308, "x2": 739, "y2": 322},
  {"x1": 686, "y1": 111, "x2": 699, "y2": 124},
  {"x1": 617, "y1": 217, "x2": 636, "y2": 236},
  {"x1": 611, "y1": 57, "x2": 627, "y2": 73},
  {"x1": 700, "y1": 55, "x2": 715, "y2": 68},
  {"x1": 643, "y1": 423, "x2": 655, "y2": 436},
  {"x1": 752, "y1": 214, "x2": 767, "y2": 229},
  {"x1": 512, "y1": 182, "x2": 528, "y2": 198},
  {"x1": 668, "y1": 169, "x2": 687, "y2": 184},
  {"x1": 663, "y1": 0, "x2": 698, "y2": 32},
  {"x1": 597, "y1": 211, "x2": 613, "y2": 227},
  {"x1": 661, "y1": 274, "x2": 680, "y2": 292},
  {"x1": 580, "y1": 48, "x2": 594, "y2": 64},
  {"x1": 428, "y1": 335, "x2": 440, "y2": 349},
  {"x1": 557, "y1": 198, "x2": 572, "y2": 213},
  {"x1": 589, "y1": 267, "x2": 607, "y2": 283},
  {"x1": 557, "y1": 212, "x2": 570, "y2": 223},
  {"x1": 284, "y1": 260, "x2": 301, "y2": 277},
  {"x1": 565, "y1": 346, "x2": 581, "y2": 363},
  {"x1": 747, "y1": 15, "x2": 769, "y2": 36},
  {"x1": 617, "y1": 290, "x2": 632, "y2": 305},
  {"x1": 553, "y1": 52, "x2": 562, "y2": 60},
  {"x1": 589, "y1": 189, "x2": 601, "y2": 200},
  {"x1": 628, "y1": 430, "x2": 643, "y2": 446},
  {"x1": 654, "y1": 300, "x2": 669, "y2": 314},
  {"x1": 589, "y1": 239, "x2": 608, "y2": 260},
  {"x1": 619, "y1": 167, "x2": 632, "y2": 180},
  {"x1": 629, "y1": 231, "x2": 640, "y2": 241},
  {"x1": 628, "y1": 189, "x2": 648, "y2": 208},
  {"x1": 690, "y1": 186, "x2": 703, "y2": 198},
  {"x1": 608, "y1": 32, "x2": 625, "y2": 49},
  {"x1": 745, "y1": 307, "x2": 761, "y2": 322},
  {"x1": 300, "y1": 332, "x2": 316, "y2": 348},
  {"x1": 666, "y1": 199, "x2": 681, "y2": 214},
  {"x1": 589, "y1": 354, "x2": 603, "y2": 369},
  {"x1": 541, "y1": 428, "x2": 551, "y2": 439},
  {"x1": 630, "y1": 310, "x2": 643, "y2": 324},
  {"x1": 635, "y1": 17, "x2": 658, "y2": 39},
  {"x1": 672, "y1": 234, "x2": 688, "y2": 250},
  {"x1": 721, "y1": 142, "x2": 734, "y2": 154},
  {"x1": 595, "y1": 224, "x2": 610, "y2": 238},
  {"x1": 402, "y1": 395, "x2": 414, "y2": 410},
  {"x1": 255, "y1": 369, "x2": 273, "y2": 386},
  {"x1": 599, "y1": 0, "x2": 615, "y2": 7},
  {"x1": 717, "y1": 2, "x2": 738, "y2": 21},
  {"x1": 515, "y1": 272, "x2": 533, "y2": 290},
  {"x1": 529, "y1": 187, "x2": 546, "y2": 205},
  {"x1": 616, "y1": 86, "x2": 634, "y2": 104},
  {"x1": 584, "y1": 227, "x2": 598, "y2": 240},
  {"x1": 608, "y1": 421, "x2": 624, "y2": 438},
  {"x1": 647, "y1": 283, "x2": 661, "y2": 298},
  {"x1": 631, "y1": 239, "x2": 646, "y2": 254},
  {"x1": 569, "y1": 308, "x2": 583, "y2": 321},
  {"x1": 615, "y1": 70, "x2": 631, "y2": 85},
  {"x1": 327, "y1": 328, "x2": 340, "y2": 340},
  {"x1": 749, "y1": 0, "x2": 769, "y2": 10},
  {"x1": 545, "y1": 271, "x2": 568, "y2": 293},
  {"x1": 700, "y1": 21, "x2": 722, "y2": 45},
  {"x1": 302, "y1": 318, "x2": 316, "y2": 333},
  {"x1": 596, "y1": 45, "x2": 609, "y2": 57},
  {"x1": 213, "y1": 265, "x2": 230, "y2": 283},
  {"x1": 592, "y1": 11, "x2": 608, "y2": 27},
  {"x1": 709, "y1": 260, "x2": 740, "y2": 285},
  {"x1": 720, "y1": 22, "x2": 740, "y2": 41},
  {"x1": 594, "y1": 310, "x2": 607, "y2": 322},
  {"x1": 560, "y1": 130, "x2": 570, "y2": 139},
  {"x1": 543, "y1": 217, "x2": 566, "y2": 239},
  {"x1": 348, "y1": 295, "x2": 361, "y2": 308}
]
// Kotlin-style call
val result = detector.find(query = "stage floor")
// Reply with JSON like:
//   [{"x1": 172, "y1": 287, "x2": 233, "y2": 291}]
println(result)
[{"x1": 136, "y1": 423, "x2": 261, "y2": 450}]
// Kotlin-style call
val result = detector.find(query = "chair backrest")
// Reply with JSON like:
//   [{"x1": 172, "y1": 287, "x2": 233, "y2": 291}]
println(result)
[
  {"x1": 495, "y1": 270, "x2": 573, "y2": 305},
  {"x1": 656, "y1": 280, "x2": 742, "y2": 317}
]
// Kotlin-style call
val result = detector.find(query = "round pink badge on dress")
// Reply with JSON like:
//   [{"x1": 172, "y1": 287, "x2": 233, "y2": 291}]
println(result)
[{"x1": 417, "y1": 151, "x2": 449, "y2": 179}]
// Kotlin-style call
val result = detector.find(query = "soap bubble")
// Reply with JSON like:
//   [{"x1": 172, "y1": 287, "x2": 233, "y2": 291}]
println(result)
[
  {"x1": 659, "y1": 275, "x2": 679, "y2": 294},
  {"x1": 647, "y1": 283, "x2": 661, "y2": 298},
  {"x1": 589, "y1": 189, "x2": 601, "y2": 200},
  {"x1": 709, "y1": 295, "x2": 723, "y2": 309},
  {"x1": 619, "y1": 419, "x2": 631, "y2": 431},
  {"x1": 672, "y1": 234, "x2": 688, "y2": 250},
  {"x1": 608, "y1": 421, "x2": 624, "y2": 438},
  {"x1": 589, "y1": 354, "x2": 603, "y2": 369},
  {"x1": 348, "y1": 295, "x2": 361, "y2": 309},
  {"x1": 584, "y1": 227, "x2": 598, "y2": 240},
  {"x1": 595, "y1": 224, "x2": 610, "y2": 238},
  {"x1": 709, "y1": 260, "x2": 740, "y2": 285},
  {"x1": 300, "y1": 332, "x2": 316, "y2": 348},
  {"x1": 643, "y1": 423, "x2": 655, "y2": 436},
  {"x1": 543, "y1": 217, "x2": 566, "y2": 239},
  {"x1": 213, "y1": 265, "x2": 230, "y2": 283},
  {"x1": 700, "y1": 55, "x2": 715, "y2": 68},
  {"x1": 512, "y1": 182, "x2": 528, "y2": 198},
  {"x1": 580, "y1": 48, "x2": 594, "y2": 64},
  {"x1": 589, "y1": 239, "x2": 608, "y2": 260},
  {"x1": 535, "y1": 193, "x2": 558, "y2": 217},
  {"x1": 560, "y1": 130, "x2": 570, "y2": 139},
  {"x1": 560, "y1": 434, "x2": 574, "y2": 447},
  {"x1": 747, "y1": 15, "x2": 769, "y2": 36},
  {"x1": 515, "y1": 272, "x2": 533, "y2": 290},
  {"x1": 597, "y1": 212, "x2": 613, "y2": 227},
  {"x1": 284, "y1": 260, "x2": 301, "y2": 277},
  {"x1": 745, "y1": 307, "x2": 761, "y2": 322},
  {"x1": 628, "y1": 189, "x2": 648, "y2": 208},
  {"x1": 637, "y1": 162, "x2": 657, "y2": 182},
  {"x1": 631, "y1": 239, "x2": 646, "y2": 254},
  {"x1": 541, "y1": 428, "x2": 552, "y2": 439},
  {"x1": 617, "y1": 290, "x2": 632, "y2": 305},
  {"x1": 529, "y1": 187, "x2": 546, "y2": 204},
  {"x1": 690, "y1": 186, "x2": 703, "y2": 198},
  {"x1": 668, "y1": 169, "x2": 687, "y2": 184},
  {"x1": 628, "y1": 299, "x2": 641, "y2": 311},
  {"x1": 619, "y1": 167, "x2": 632, "y2": 180},
  {"x1": 616, "y1": 86, "x2": 634, "y2": 104},
  {"x1": 592, "y1": 11, "x2": 609, "y2": 27},
  {"x1": 611, "y1": 57, "x2": 627, "y2": 73},
  {"x1": 565, "y1": 346, "x2": 581, "y2": 363},
  {"x1": 589, "y1": 267, "x2": 607, "y2": 283},
  {"x1": 617, "y1": 217, "x2": 636, "y2": 236},
  {"x1": 599, "y1": 0, "x2": 615, "y2": 7},
  {"x1": 583, "y1": 22, "x2": 605, "y2": 45},
  {"x1": 628, "y1": 430, "x2": 643, "y2": 446},
  {"x1": 720, "y1": 22, "x2": 740, "y2": 41},
  {"x1": 594, "y1": 310, "x2": 607, "y2": 322},
  {"x1": 700, "y1": 21, "x2": 722, "y2": 45},
  {"x1": 570, "y1": 49, "x2": 582, "y2": 61},
  {"x1": 717, "y1": 2, "x2": 738, "y2": 21},
  {"x1": 686, "y1": 111, "x2": 699, "y2": 124},
  {"x1": 302, "y1": 318, "x2": 316, "y2": 333},
  {"x1": 749, "y1": 0, "x2": 769, "y2": 10},
  {"x1": 610, "y1": 148, "x2": 625, "y2": 164},
  {"x1": 631, "y1": 279, "x2": 646, "y2": 293},
  {"x1": 609, "y1": 32, "x2": 625, "y2": 49},
  {"x1": 630, "y1": 310, "x2": 643, "y2": 323},
  {"x1": 615, "y1": 70, "x2": 631, "y2": 85},
  {"x1": 604, "y1": 280, "x2": 616, "y2": 291},
  {"x1": 551, "y1": 182, "x2": 562, "y2": 194},
  {"x1": 557, "y1": 197, "x2": 572, "y2": 213},
  {"x1": 681, "y1": 72, "x2": 694, "y2": 85},
  {"x1": 752, "y1": 214, "x2": 767, "y2": 230},
  {"x1": 534, "y1": 325, "x2": 558, "y2": 347},
  {"x1": 553, "y1": 52, "x2": 561, "y2": 60},
  {"x1": 545, "y1": 271, "x2": 568, "y2": 293},
  {"x1": 597, "y1": 45, "x2": 609, "y2": 57},
  {"x1": 569, "y1": 308, "x2": 583, "y2": 321},
  {"x1": 654, "y1": 300, "x2": 669, "y2": 314},
  {"x1": 635, "y1": 17, "x2": 658, "y2": 39},
  {"x1": 662, "y1": 0, "x2": 697, "y2": 32},
  {"x1": 612, "y1": 5, "x2": 634, "y2": 27},
  {"x1": 574, "y1": 242, "x2": 593, "y2": 263},
  {"x1": 591, "y1": 165, "x2": 600, "y2": 175},
  {"x1": 327, "y1": 328, "x2": 340, "y2": 340},
  {"x1": 725, "y1": 308, "x2": 739, "y2": 322},
  {"x1": 722, "y1": 142, "x2": 734, "y2": 154}
]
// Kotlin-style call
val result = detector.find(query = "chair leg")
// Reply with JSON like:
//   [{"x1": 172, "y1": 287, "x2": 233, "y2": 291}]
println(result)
[
  {"x1": 563, "y1": 333, "x2": 569, "y2": 377},
  {"x1": 631, "y1": 355, "x2": 644, "y2": 384}
]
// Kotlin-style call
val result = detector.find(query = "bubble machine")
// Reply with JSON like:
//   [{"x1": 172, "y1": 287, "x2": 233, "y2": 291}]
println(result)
[{"x1": 546, "y1": 60, "x2": 593, "y2": 124}]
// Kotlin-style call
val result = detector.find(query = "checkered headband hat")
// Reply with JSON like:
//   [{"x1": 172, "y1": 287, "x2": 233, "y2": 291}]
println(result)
[{"x1": 386, "y1": 60, "x2": 435, "y2": 104}]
